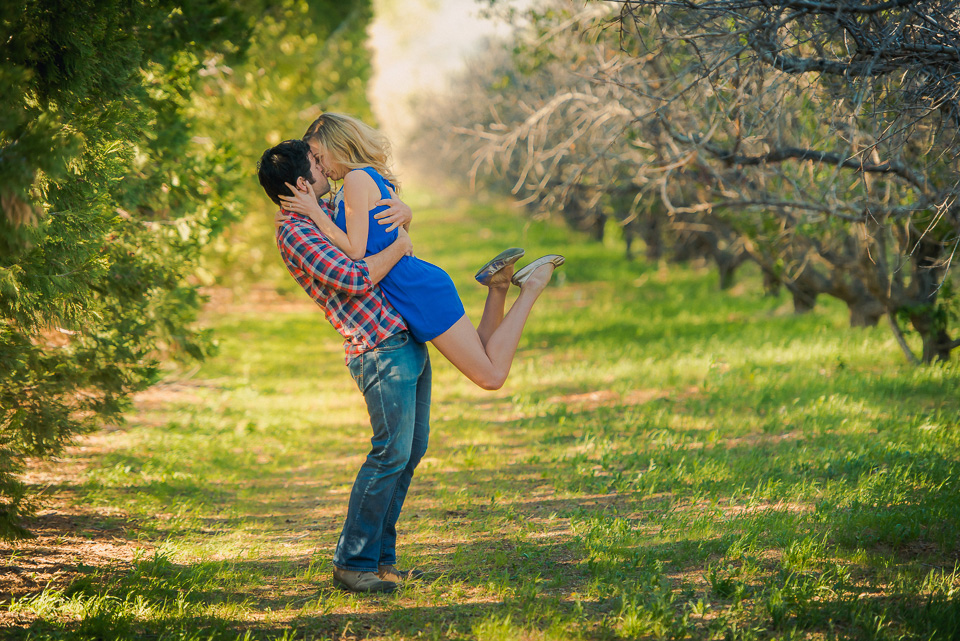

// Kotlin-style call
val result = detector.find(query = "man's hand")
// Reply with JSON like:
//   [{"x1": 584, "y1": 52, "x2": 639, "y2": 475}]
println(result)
[
  {"x1": 374, "y1": 191, "x2": 412, "y2": 232},
  {"x1": 396, "y1": 227, "x2": 414, "y2": 257}
]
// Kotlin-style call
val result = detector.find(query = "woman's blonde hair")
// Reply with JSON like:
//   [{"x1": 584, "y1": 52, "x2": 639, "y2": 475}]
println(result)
[{"x1": 303, "y1": 113, "x2": 400, "y2": 190}]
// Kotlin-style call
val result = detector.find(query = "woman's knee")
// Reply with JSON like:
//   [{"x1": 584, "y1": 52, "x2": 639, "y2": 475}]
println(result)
[
  {"x1": 472, "y1": 370, "x2": 506, "y2": 391},
  {"x1": 478, "y1": 379, "x2": 504, "y2": 391}
]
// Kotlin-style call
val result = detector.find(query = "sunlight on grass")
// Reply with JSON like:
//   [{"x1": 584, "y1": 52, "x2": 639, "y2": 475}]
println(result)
[{"x1": 5, "y1": 193, "x2": 960, "y2": 640}]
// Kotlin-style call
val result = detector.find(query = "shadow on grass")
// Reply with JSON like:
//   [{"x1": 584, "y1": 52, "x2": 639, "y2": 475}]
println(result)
[
  {"x1": 6, "y1": 601, "x2": 572, "y2": 641},
  {"x1": 44, "y1": 391, "x2": 960, "y2": 562},
  {"x1": 8, "y1": 348, "x2": 959, "y2": 639},
  {"x1": 6, "y1": 546, "x2": 960, "y2": 641},
  {"x1": 8, "y1": 429, "x2": 960, "y2": 640}
]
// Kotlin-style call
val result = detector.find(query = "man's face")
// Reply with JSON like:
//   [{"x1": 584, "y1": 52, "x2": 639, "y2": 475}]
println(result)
[{"x1": 306, "y1": 148, "x2": 331, "y2": 198}]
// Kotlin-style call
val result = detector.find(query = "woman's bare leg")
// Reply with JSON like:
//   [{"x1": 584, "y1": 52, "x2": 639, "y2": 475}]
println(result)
[
  {"x1": 431, "y1": 264, "x2": 555, "y2": 390},
  {"x1": 475, "y1": 266, "x2": 513, "y2": 347}
]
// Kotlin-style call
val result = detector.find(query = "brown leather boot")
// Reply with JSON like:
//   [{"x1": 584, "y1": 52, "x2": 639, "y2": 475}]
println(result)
[
  {"x1": 333, "y1": 567, "x2": 398, "y2": 593},
  {"x1": 378, "y1": 564, "x2": 425, "y2": 583}
]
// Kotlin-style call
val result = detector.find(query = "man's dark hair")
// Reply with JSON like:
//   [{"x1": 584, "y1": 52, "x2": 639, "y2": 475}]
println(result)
[{"x1": 257, "y1": 139, "x2": 312, "y2": 207}]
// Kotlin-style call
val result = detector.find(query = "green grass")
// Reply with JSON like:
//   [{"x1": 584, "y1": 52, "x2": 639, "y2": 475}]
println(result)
[{"x1": 5, "y1": 185, "x2": 960, "y2": 640}]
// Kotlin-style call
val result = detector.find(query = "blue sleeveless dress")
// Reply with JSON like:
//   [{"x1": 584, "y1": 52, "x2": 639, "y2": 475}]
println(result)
[{"x1": 334, "y1": 167, "x2": 465, "y2": 343}]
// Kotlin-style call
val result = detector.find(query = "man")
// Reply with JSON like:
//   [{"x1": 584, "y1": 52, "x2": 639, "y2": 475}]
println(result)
[
  {"x1": 258, "y1": 139, "x2": 422, "y2": 593},
  {"x1": 257, "y1": 139, "x2": 521, "y2": 594}
]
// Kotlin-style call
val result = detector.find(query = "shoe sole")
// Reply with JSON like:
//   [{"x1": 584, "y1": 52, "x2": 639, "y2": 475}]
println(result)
[
  {"x1": 511, "y1": 255, "x2": 565, "y2": 287},
  {"x1": 475, "y1": 247, "x2": 525, "y2": 284}
]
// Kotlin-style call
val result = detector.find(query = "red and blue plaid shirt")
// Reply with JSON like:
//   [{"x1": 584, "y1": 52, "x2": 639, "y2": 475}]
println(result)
[{"x1": 275, "y1": 206, "x2": 407, "y2": 362}]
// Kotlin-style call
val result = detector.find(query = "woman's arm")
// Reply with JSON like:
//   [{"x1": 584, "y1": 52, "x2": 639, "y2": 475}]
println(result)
[
  {"x1": 278, "y1": 181, "x2": 353, "y2": 250},
  {"x1": 279, "y1": 170, "x2": 377, "y2": 260},
  {"x1": 340, "y1": 169, "x2": 378, "y2": 260}
]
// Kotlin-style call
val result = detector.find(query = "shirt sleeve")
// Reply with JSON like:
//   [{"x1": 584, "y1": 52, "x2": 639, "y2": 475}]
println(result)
[{"x1": 277, "y1": 219, "x2": 372, "y2": 296}]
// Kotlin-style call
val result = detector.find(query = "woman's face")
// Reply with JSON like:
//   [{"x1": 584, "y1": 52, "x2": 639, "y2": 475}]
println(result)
[{"x1": 309, "y1": 140, "x2": 347, "y2": 181}]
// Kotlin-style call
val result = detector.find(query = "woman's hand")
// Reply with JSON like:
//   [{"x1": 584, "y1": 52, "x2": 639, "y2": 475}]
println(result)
[
  {"x1": 276, "y1": 182, "x2": 340, "y2": 245},
  {"x1": 279, "y1": 181, "x2": 324, "y2": 222}
]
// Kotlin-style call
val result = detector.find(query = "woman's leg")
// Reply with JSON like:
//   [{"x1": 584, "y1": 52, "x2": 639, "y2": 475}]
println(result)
[
  {"x1": 475, "y1": 269, "x2": 511, "y2": 347},
  {"x1": 431, "y1": 264, "x2": 555, "y2": 390}
]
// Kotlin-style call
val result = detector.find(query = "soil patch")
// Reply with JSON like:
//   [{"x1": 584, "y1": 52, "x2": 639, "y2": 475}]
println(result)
[{"x1": 0, "y1": 495, "x2": 148, "y2": 629}]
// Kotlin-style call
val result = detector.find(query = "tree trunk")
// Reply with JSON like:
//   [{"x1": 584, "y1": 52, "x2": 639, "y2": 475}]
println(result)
[
  {"x1": 716, "y1": 250, "x2": 746, "y2": 290},
  {"x1": 847, "y1": 301, "x2": 883, "y2": 327},
  {"x1": 926, "y1": 328, "x2": 954, "y2": 363},
  {"x1": 907, "y1": 239, "x2": 953, "y2": 363},
  {"x1": 638, "y1": 213, "x2": 663, "y2": 262},
  {"x1": 761, "y1": 268, "x2": 781, "y2": 297},
  {"x1": 833, "y1": 279, "x2": 884, "y2": 328},
  {"x1": 786, "y1": 264, "x2": 829, "y2": 314},
  {"x1": 591, "y1": 212, "x2": 606, "y2": 242},
  {"x1": 791, "y1": 288, "x2": 817, "y2": 314},
  {"x1": 671, "y1": 231, "x2": 705, "y2": 262},
  {"x1": 911, "y1": 311, "x2": 954, "y2": 362},
  {"x1": 888, "y1": 311, "x2": 921, "y2": 365}
]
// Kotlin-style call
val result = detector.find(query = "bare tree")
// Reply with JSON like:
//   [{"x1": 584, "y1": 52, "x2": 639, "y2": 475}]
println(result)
[
  {"x1": 411, "y1": 0, "x2": 959, "y2": 362},
  {"x1": 610, "y1": 0, "x2": 960, "y2": 361}
]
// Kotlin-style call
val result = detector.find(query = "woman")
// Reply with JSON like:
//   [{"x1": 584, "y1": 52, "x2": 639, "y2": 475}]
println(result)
[{"x1": 279, "y1": 112, "x2": 563, "y2": 390}]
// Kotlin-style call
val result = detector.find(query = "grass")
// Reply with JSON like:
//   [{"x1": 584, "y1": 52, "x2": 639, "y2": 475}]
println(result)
[{"x1": 3, "y1": 185, "x2": 960, "y2": 640}]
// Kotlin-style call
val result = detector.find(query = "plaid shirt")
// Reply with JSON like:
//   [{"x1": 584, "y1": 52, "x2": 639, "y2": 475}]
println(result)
[{"x1": 275, "y1": 206, "x2": 407, "y2": 362}]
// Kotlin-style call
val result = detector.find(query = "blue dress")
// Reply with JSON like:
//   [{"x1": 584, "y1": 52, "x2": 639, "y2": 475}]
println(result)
[{"x1": 334, "y1": 167, "x2": 465, "y2": 343}]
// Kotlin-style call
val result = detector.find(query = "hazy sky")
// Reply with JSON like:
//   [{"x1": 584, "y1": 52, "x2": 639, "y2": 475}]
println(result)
[{"x1": 368, "y1": 0, "x2": 525, "y2": 146}]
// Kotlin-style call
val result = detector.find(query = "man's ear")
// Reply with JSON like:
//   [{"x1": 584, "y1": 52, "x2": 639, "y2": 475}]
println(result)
[{"x1": 295, "y1": 176, "x2": 310, "y2": 192}]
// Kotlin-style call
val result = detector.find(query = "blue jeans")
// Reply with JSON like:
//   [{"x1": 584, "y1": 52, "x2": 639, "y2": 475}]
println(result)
[{"x1": 334, "y1": 331, "x2": 431, "y2": 572}]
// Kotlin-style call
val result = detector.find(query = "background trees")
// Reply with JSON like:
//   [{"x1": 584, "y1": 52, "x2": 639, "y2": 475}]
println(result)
[
  {"x1": 193, "y1": 0, "x2": 373, "y2": 288},
  {"x1": 612, "y1": 0, "x2": 960, "y2": 363},
  {"x1": 0, "y1": 0, "x2": 371, "y2": 536},
  {"x1": 412, "y1": 0, "x2": 959, "y2": 364}
]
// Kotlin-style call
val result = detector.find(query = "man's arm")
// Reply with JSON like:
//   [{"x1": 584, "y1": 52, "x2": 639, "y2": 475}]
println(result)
[
  {"x1": 278, "y1": 220, "x2": 411, "y2": 294},
  {"x1": 373, "y1": 190, "x2": 413, "y2": 232},
  {"x1": 364, "y1": 227, "x2": 412, "y2": 284}
]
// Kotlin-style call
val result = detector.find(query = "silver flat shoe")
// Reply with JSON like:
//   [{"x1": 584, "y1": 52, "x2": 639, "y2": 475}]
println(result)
[
  {"x1": 511, "y1": 254, "x2": 565, "y2": 287},
  {"x1": 475, "y1": 247, "x2": 525, "y2": 285}
]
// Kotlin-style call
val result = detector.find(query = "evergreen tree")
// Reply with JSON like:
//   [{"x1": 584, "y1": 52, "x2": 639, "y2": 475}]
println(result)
[
  {"x1": 0, "y1": 0, "x2": 371, "y2": 537},
  {"x1": 195, "y1": 0, "x2": 374, "y2": 288}
]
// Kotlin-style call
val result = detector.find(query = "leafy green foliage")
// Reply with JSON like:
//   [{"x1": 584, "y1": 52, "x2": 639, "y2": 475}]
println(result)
[
  {"x1": 0, "y1": 0, "x2": 372, "y2": 537},
  {"x1": 194, "y1": 0, "x2": 374, "y2": 287}
]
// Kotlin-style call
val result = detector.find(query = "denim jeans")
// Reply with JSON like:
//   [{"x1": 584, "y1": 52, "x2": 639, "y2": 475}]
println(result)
[{"x1": 333, "y1": 331, "x2": 431, "y2": 572}]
